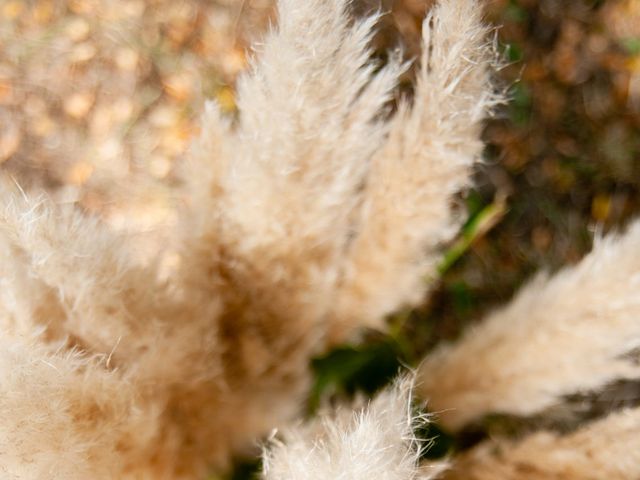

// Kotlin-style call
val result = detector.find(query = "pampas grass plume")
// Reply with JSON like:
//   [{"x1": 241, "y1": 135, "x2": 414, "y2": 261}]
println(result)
[
  {"x1": 262, "y1": 378, "x2": 443, "y2": 480},
  {"x1": 418, "y1": 220, "x2": 640, "y2": 431},
  {"x1": 0, "y1": 0, "x2": 499, "y2": 477},
  {"x1": 444, "y1": 408, "x2": 640, "y2": 480}
]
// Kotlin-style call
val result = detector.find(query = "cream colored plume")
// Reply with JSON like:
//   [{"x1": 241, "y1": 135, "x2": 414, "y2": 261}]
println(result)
[
  {"x1": 262, "y1": 378, "x2": 443, "y2": 480},
  {"x1": 176, "y1": 1, "x2": 408, "y2": 471},
  {"x1": 0, "y1": 0, "x2": 499, "y2": 477},
  {"x1": 0, "y1": 334, "x2": 157, "y2": 480},
  {"x1": 330, "y1": 0, "x2": 501, "y2": 336},
  {"x1": 444, "y1": 408, "x2": 640, "y2": 480},
  {"x1": 177, "y1": 0, "x2": 497, "y2": 471},
  {"x1": 419, "y1": 220, "x2": 640, "y2": 431},
  {"x1": 0, "y1": 187, "x2": 161, "y2": 356},
  {"x1": 180, "y1": 0, "x2": 406, "y2": 331}
]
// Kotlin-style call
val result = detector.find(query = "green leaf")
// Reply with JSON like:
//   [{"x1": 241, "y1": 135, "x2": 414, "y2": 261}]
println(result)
[
  {"x1": 309, "y1": 340, "x2": 403, "y2": 413},
  {"x1": 621, "y1": 37, "x2": 640, "y2": 56},
  {"x1": 438, "y1": 195, "x2": 508, "y2": 275}
]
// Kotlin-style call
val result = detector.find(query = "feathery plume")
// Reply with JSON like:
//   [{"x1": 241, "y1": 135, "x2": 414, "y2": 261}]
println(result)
[
  {"x1": 262, "y1": 377, "x2": 442, "y2": 480},
  {"x1": 0, "y1": 333, "x2": 158, "y2": 480},
  {"x1": 330, "y1": 0, "x2": 502, "y2": 336},
  {"x1": 175, "y1": 1, "x2": 407, "y2": 469},
  {"x1": 177, "y1": 0, "x2": 497, "y2": 467},
  {"x1": 444, "y1": 408, "x2": 640, "y2": 480},
  {"x1": 0, "y1": 185, "x2": 161, "y2": 356},
  {"x1": 179, "y1": 0, "x2": 405, "y2": 326},
  {"x1": 0, "y1": 0, "x2": 500, "y2": 476},
  {"x1": 419, "y1": 220, "x2": 640, "y2": 431}
]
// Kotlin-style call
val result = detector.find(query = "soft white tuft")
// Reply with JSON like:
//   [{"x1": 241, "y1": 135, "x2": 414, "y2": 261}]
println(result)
[
  {"x1": 445, "y1": 408, "x2": 640, "y2": 480},
  {"x1": 420, "y1": 219, "x2": 640, "y2": 430},
  {"x1": 329, "y1": 0, "x2": 502, "y2": 337},
  {"x1": 262, "y1": 378, "x2": 443, "y2": 480}
]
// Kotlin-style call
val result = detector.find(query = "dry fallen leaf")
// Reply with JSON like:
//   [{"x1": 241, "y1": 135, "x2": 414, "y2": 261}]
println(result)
[
  {"x1": 0, "y1": 124, "x2": 21, "y2": 163},
  {"x1": 64, "y1": 92, "x2": 95, "y2": 119}
]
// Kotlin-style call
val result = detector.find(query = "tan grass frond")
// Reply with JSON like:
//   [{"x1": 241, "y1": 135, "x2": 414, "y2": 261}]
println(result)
[
  {"x1": 262, "y1": 377, "x2": 443, "y2": 480},
  {"x1": 0, "y1": 0, "x2": 500, "y2": 476},
  {"x1": 0, "y1": 334, "x2": 157, "y2": 479},
  {"x1": 211, "y1": 0, "x2": 405, "y2": 260},
  {"x1": 0, "y1": 181, "x2": 164, "y2": 357},
  {"x1": 173, "y1": 2, "x2": 409, "y2": 469},
  {"x1": 419, "y1": 220, "x2": 640, "y2": 431},
  {"x1": 444, "y1": 408, "x2": 640, "y2": 480},
  {"x1": 330, "y1": 0, "x2": 502, "y2": 336}
]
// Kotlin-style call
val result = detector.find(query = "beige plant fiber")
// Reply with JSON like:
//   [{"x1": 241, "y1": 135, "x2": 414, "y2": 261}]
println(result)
[
  {"x1": 9, "y1": 0, "x2": 640, "y2": 478},
  {"x1": 443, "y1": 408, "x2": 640, "y2": 480},
  {"x1": 419, "y1": 220, "x2": 640, "y2": 431},
  {"x1": 263, "y1": 378, "x2": 445, "y2": 480},
  {"x1": 0, "y1": 0, "x2": 497, "y2": 477},
  {"x1": 329, "y1": 0, "x2": 501, "y2": 337}
]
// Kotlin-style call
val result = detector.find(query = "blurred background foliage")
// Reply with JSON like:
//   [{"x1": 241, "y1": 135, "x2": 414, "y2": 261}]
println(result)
[{"x1": 1, "y1": 0, "x2": 640, "y2": 477}]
